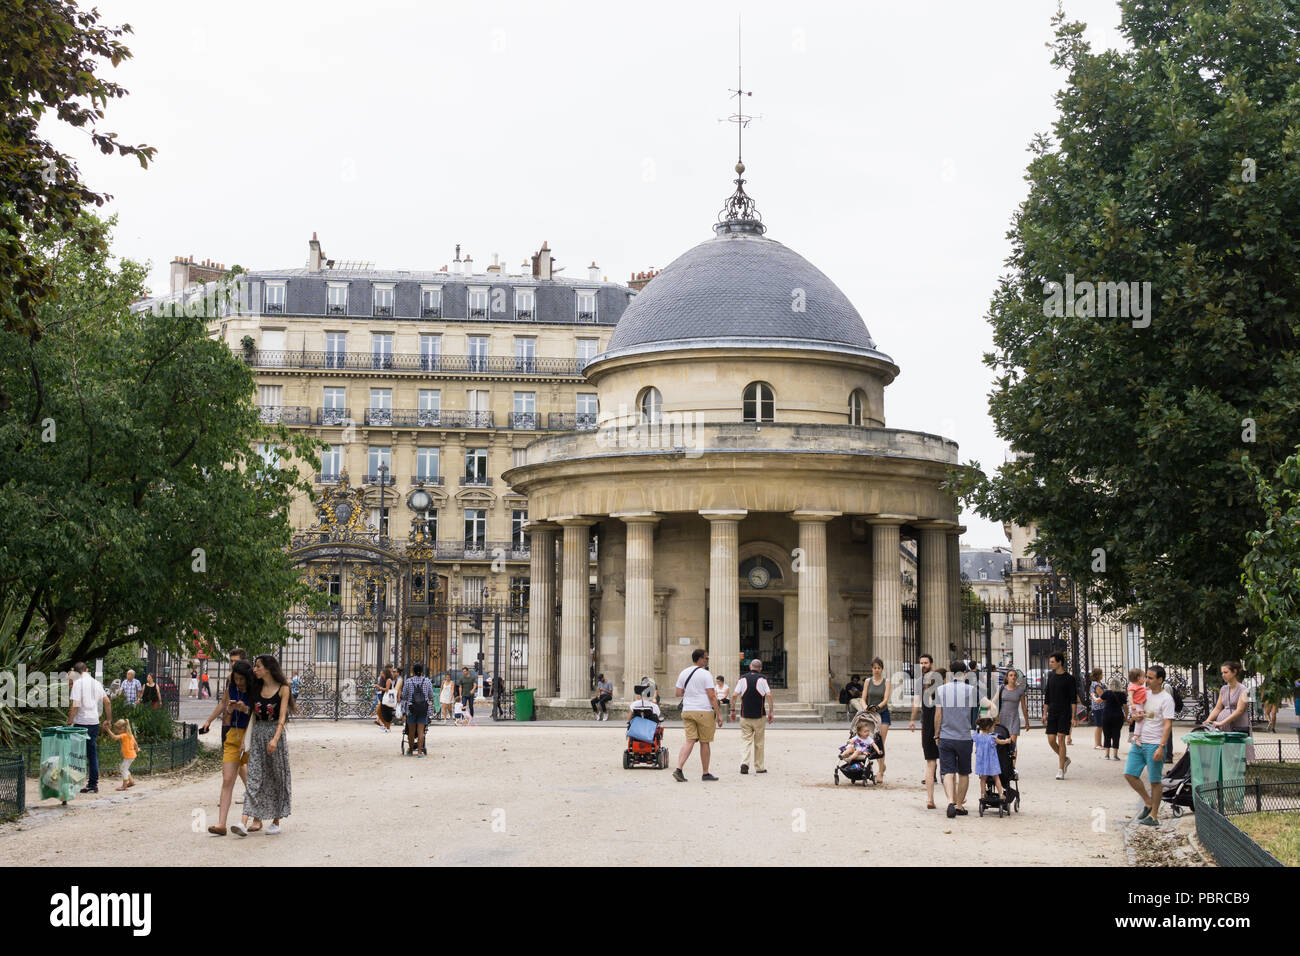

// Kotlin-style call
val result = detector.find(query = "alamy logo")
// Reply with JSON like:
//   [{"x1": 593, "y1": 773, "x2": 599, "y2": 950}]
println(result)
[
  {"x1": 1043, "y1": 274, "x2": 1152, "y2": 328},
  {"x1": 49, "y1": 886, "x2": 151, "y2": 936}
]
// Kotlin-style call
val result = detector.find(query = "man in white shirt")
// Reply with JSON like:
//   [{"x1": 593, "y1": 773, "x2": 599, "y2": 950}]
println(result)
[
  {"x1": 729, "y1": 659, "x2": 774, "y2": 775},
  {"x1": 67, "y1": 661, "x2": 111, "y2": 794},
  {"x1": 1124, "y1": 665, "x2": 1176, "y2": 826},
  {"x1": 672, "y1": 648, "x2": 722, "y2": 782}
]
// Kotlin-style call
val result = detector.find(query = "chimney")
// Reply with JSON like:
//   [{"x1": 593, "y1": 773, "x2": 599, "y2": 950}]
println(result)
[
  {"x1": 486, "y1": 253, "x2": 501, "y2": 274},
  {"x1": 309, "y1": 232, "x2": 324, "y2": 271},
  {"x1": 463, "y1": 253, "x2": 473, "y2": 275},
  {"x1": 531, "y1": 241, "x2": 553, "y2": 281},
  {"x1": 170, "y1": 256, "x2": 189, "y2": 294},
  {"x1": 452, "y1": 244, "x2": 462, "y2": 275},
  {"x1": 588, "y1": 261, "x2": 600, "y2": 281}
]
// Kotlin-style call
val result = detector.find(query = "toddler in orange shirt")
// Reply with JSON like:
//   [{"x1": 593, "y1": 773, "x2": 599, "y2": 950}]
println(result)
[{"x1": 106, "y1": 718, "x2": 138, "y2": 790}]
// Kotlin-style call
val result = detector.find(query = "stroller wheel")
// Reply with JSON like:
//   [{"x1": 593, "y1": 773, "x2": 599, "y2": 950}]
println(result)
[
  {"x1": 833, "y1": 769, "x2": 840, "y2": 785},
  {"x1": 978, "y1": 803, "x2": 985, "y2": 817},
  {"x1": 1171, "y1": 805, "x2": 1183, "y2": 818}
]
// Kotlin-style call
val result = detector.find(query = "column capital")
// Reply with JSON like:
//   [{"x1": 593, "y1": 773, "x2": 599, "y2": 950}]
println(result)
[
  {"x1": 522, "y1": 520, "x2": 561, "y2": 534},
  {"x1": 954, "y1": 524, "x2": 968, "y2": 536},
  {"x1": 699, "y1": 509, "x2": 748, "y2": 520},
  {"x1": 914, "y1": 519, "x2": 959, "y2": 532},
  {"x1": 865, "y1": 513, "x2": 914, "y2": 526},
  {"x1": 789, "y1": 510, "x2": 840, "y2": 523},
  {"x1": 554, "y1": 515, "x2": 598, "y2": 527},
  {"x1": 611, "y1": 511, "x2": 662, "y2": 525}
]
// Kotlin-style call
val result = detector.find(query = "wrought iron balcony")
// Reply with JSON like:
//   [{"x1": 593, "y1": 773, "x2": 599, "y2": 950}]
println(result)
[
  {"x1": 460, "y1": 475, "x2": 493, "y2": 487},
  {"x1": 469, "y1": 307, "x2": 487, "y2": 318},
  {"x1": 515, "y1": 309, "x2": 533, "y2": 321},
  {"x1": 546, "y1": 412, "x2": 598, "y2": 431},
  {"x1": 1014, "y1": 557, "x2": 1052, "y2": 572},
  {"x1": 577, "y1": 311, "x2": 596, "y2": 322},
  {"x1": 373, "y1": 305, "x2": 394, "y2": 317},
  {"x1": 264, "y1": 302, "x2": 285, "y2": 314},
  {"x1": 316, "y1": 407, "x2": 351, "y2": 426},
  {"x1": 363, "y1": 473, "x2": 398, "y2": 485},
  {"x1": 236, "y1": 348, "x2": 582, "y2": 376},
  {"x1": 327, "y1": 303, "x2": 347, "y2": 315},
  {"x1": 514, "y1": 357, "x2": 537, "y2": 373},
  {"x1": 346, "y1": 409, "x2": 493, "y2": 428},
  {"x1": 413, "y1": 475, "x2": 444, "y2": 486},
  {"x1": 257, "y1": 405, "x2": 312, "y2": 425},
  {"x1": 422, "y1": 306, "x2": 442, "y2": 318},
  {"x1": 315, "y1": 472, "x2": 342, "y2": 484},
  {"x1": 365, "y1": 408, "x2": 394, "y2": 426},
  {"x1": 508, "y1": 412, "x2": 538, "y2": 430}
]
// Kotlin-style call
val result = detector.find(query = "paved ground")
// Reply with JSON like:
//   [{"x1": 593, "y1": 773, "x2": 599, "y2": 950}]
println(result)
[{"x1": 9, "y1": 711, "x2": 1288, "y2": 866}]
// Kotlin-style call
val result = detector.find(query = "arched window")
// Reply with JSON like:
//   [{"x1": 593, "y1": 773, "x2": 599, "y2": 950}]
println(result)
[
  {"x1": 848, "y1": 389, "x2": 867, "y2": 426},
  {"x1": 742, "y1": 382, "x2": 775, "y2": 423},
  {"x1": 638, "y1": 387, "x2": 662, "y2": 424},
  {"x1": 739, "y1": 555, "x2": 783, "y2": 584}
]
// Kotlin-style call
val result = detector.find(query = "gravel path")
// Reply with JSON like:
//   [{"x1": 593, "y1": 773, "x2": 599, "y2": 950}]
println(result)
[{"x1": 0, "y1": 721, "x2": 1200, "y2": 865}]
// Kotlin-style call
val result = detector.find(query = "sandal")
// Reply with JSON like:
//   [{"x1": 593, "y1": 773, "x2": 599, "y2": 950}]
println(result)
[
  {"x1": 248, "y1": 821, "x2": 263, "y2": 832},
  {"x1": 208, "y1": 826, "x2": 227, "y2": 836},
  {"x1": 926, "y1": 802, "x2": 936, "y2": 809}
]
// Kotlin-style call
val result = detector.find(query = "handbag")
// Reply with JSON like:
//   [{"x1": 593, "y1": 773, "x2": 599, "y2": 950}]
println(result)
[{"x1": 382, "y1": 684, "x2": 398, "y2": 708}]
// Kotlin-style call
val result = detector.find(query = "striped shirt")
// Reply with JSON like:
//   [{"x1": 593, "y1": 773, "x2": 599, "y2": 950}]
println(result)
[{"x1": 121, "y1": 679, "x2": 142, "y2": 706}]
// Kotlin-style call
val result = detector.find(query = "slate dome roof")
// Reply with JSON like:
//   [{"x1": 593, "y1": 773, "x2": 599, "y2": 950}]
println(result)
[{"x1": 603, "y1": 229, "x2": 880, "y2": 360}]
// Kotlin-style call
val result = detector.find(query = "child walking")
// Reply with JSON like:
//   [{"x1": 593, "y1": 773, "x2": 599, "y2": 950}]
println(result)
[
  {"x1": 106, "y1": 718, "x2": 138, "y2": 790},
  {"x1": 973, "y1": 717, "x2": 1005, "y2": 805}
]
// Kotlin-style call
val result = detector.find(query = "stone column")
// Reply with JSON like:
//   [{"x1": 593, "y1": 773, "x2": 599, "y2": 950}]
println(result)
[
  {"x1": 867, "y1": 516, "x2": 908, "y2": 687},
  {"x1": 792, "y1": 511, "x2": 838, "y2": 703},
  {"x1": 557, "y1": 517, "x2": 596, "y2": 700},
  {"x1": 525, "y1": 522, "x2": 558, "y2": 696},
  {"x1": 947, "y1": 527, "x2": 964, "y2": 662},
  {"x1": 700, "y1": 510, "x2": 746, "y2": 690},
  {"x1": 614, "y1": 513, "x2": 660, "y2": 699},
  {"x1": 917, "y1": 521, "x2": 954, "y2": 667}
]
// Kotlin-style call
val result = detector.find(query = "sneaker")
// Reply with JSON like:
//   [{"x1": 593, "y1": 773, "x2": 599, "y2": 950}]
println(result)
[
  {"x1": 1063, "y1": 756, "x2": 1072, "y2": 776},
  {"x1": 1055, "y1": 770, "x2": 1065, "y2": 780},
  {"x1": 756, "y1": 769, "x2": 767, "y2": 774},
  {"x1": 701, "y1": 773, "x2": 719, "y2": 781},
  {"x1": 946, "y1": 803, "x2": 957, "y2": 818},
  {"x1": 1138, "y1": 816, "x2": 1159, "y2": 827},
  {"x1": 1136, "y1": 806, "x2": 1151, "y2": 821},
  {"x1": 672, "y1": 768, "x2": 686, "y2": 782},
  {"x1": 80, "y1": 786, "x2": 97, "y2": 794},
  {"x1": 954, "y1": 807, "x2": 968, "y2": 816},
  {"x1": 230, "y1": 822, "x2": 248, "y2": 837},
  {"x1": 266, "y1": 823, "x2": 281, "y2": 835},
  {"x1": 740, "y1": 764, "x2": 749, "y2": 774}
]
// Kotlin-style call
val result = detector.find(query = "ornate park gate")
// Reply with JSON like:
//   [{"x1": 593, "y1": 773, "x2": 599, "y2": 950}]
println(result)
[
  {"x1": 281, "y1": 476, "x2": 405, "y2": 720},
  {"x1": 444, "y1": 596, "x2": 530, "y2": 720}
]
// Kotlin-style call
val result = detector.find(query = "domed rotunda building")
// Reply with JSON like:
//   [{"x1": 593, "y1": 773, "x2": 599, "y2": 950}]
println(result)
[{"x1": 504, "y1": 172, "x2": 963, "y2": 707}]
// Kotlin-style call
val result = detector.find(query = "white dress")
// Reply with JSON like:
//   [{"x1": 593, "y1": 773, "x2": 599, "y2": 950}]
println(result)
[{"x1": 439, "y1": 682, "x2": 454, "y2": 705}]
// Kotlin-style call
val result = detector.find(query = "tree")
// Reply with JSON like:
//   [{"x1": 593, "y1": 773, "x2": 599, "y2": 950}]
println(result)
[
  {"x1": 0, "y1": 0, "x2": 155, "y2": 343},
  {"x1": 954, "y1": 1, "x2": 1300, "y2": 667},
  {"x1": 1241, "y1": 446, "x2": 1300, "y2": 690},
  {"x1": 0, "y1": 214, "x2": 324, "y2": 673}
]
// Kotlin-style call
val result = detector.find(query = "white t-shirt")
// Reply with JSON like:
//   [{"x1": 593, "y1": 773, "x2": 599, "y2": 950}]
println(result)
[
  {"x1": 676, "y1": 665, "x2": 715, "y2": 712},
  {"x1": 1138, "y1": 689, "x2": 1176, "y2": 745},
  {"x1": 630, "y1": 700, "x2": 662, "y2": 719},
  {"x1": 70, "y1": 674, "x2": 106, "y2": 726}
]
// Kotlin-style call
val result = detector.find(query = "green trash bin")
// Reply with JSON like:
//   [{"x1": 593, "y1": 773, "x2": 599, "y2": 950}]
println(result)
[
  {"x1": 39, "y1": 726, "x2": 89, "y2": 804},
  {"x1": 514, "y1": 688, "x2": 536, "y2": 722},
  {"x1": 1181, "y1": 731, "x2": 1224, "y2": 795},
  {"x1": 1220, "y1": 731, "x2": 1253, "y2": 787}
]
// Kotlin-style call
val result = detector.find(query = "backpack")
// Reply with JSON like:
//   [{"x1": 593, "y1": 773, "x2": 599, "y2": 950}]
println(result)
[
  {"x1": 839, "y1": 686, "x2": 850, "y2": 704},
  {"x1": 411, "y1": 679, "x2": 428, "y2": 706}
]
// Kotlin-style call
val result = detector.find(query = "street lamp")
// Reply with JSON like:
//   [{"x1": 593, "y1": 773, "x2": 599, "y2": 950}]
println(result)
[{"x1": 409, "y1": 487, "x2": 432, "y2": 538}]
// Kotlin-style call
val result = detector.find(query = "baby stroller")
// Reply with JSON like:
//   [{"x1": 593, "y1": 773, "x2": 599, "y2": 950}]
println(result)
[
  {"x1": 835, "y1": 707, "x2": 884, "y2": 787},
  {"x1": 1161, "y1": 749, "x2": 1195, "y2": 818},
  {"x1": 624, "y1": 678, "x2": 669, "y2": 769},
  {"x1": 977, "y1": 724, "x2": 1020, "y2": 816}
]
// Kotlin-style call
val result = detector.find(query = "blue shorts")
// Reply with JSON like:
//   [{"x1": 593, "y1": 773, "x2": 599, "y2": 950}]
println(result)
[
  {"x1": 878, "y1": 708, "x2": 891, "y2": 726},
  {"x1": 1125, "y1": 742, "x2": 1164, "y2": 784},
  {"x1": 938, "y1": 737, "x2": 973, "y2": 776}
]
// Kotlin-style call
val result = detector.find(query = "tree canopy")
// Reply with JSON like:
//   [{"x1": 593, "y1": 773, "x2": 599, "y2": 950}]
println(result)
[
  {"x1": 955, "y1": 0, "x2": 1300, "y2": 668},
  {"x1": 0, "y1": 215, "x2": 323, "y2": 672}
]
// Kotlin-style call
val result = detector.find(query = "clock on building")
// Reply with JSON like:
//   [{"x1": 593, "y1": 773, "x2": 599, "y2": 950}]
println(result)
[{"x1": 747, "y1": 565, "x2": 771, "y2": 589}]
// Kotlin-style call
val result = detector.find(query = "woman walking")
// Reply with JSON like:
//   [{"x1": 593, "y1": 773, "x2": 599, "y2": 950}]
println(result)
[
  {"x1": 439, "y1": 672, "x2": 455, "y2": 721},
  {"x1": 1098, "y1": 678, "x2": 1127, "y2": 759},
  {"x1": 374, "y1": 666, "x2": 395, "y2": 730},
  {"x1": 232, "y1": 655, "x2": 293, "y2": 836},
  {"x1": 141, "y1": 673, "x2": 161, "y2": 710},
  {"x1": 864, "y1": 657, "x2": 891, "y2": 783},
  {"x1": 402, "y1": 663, "x2": 434, "y2": 756},
  {"x1": 995, "y1": 668, "x2": 1030, "y2": 765},
  {"x1": 206, "y1": 660, "x2": 253, "y2": 836},
  {"x1": 1089, "y1": 669, "x2": 1107, "y2": 750},
  {"x1": 188, "y1": 667, "x2": 199, "y2": 699}
]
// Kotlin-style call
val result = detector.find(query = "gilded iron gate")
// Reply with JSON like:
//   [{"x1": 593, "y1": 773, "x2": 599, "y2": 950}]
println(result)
[
  {"x1": 282, "y1": 476, "x2": 404, "y2": 720},
  {"x1": 445, "y1": 596, "x2": 530, "y2": 720}
]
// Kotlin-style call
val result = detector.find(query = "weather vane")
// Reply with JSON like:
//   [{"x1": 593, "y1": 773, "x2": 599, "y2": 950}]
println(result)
[{"x1": 716, "y1": 17, "x2": 765, "y2": 233}]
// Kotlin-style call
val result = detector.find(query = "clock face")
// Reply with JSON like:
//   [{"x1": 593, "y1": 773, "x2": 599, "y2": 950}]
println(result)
[{"x1": 747, "y1": 566, "x2": 770, "y2": 589}]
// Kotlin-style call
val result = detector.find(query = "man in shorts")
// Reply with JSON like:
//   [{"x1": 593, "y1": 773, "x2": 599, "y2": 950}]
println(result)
[
  {"x1": 1043, "y1": 651, "x2": 1082, "y2": 779},
  {"x1": 908, "y1": 654, "x2": 944, "y2": 809},
  {"x1": 933, "y1": 659, "x2": 979, "y2": 818},
  {"x1": 1125, "y1": 666, "x2": 1176, "y2": 825},
  {"x1": 672, "y1": 648, "x2": 723, "y2": 782}
]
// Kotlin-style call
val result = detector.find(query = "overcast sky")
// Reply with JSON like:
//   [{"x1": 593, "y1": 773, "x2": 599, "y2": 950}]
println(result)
[{"x1": 48, "y1": 0, "x2": 1130, "y2": 547}]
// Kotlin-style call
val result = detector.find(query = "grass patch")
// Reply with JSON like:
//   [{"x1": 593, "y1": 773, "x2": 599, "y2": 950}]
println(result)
[
  {"x1": 1232, "y1": 812, "x2": 1300, "y2": 866},
  {"x1": 1246, "y1": 762, "x2": 1300, "y2": 784}
]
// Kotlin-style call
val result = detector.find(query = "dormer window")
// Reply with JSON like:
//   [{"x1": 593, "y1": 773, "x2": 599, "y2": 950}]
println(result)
[
  {"x1": 373, "y1": 285, "x2": 394, "y2": 317},
  {"x1": 264, "y1": 281, "x2": 286, "y2": 314},
  {"x1": 576, "y1": 290, "x2": 597, "y2": 322},
  {"x1": 421, "y1": 286, "x2": 442, "y2": 317},
  {"x1": 468, "y1": 287, "x2": 489, "y2": 318},
  {"x1": 327, "y1": 283, "x2": 348, "y2": 315},
  {"x1": 742, "y1": 382, "x2": 775, "y2": 423},
  {"x1": 515, "y1": 288, "x2": 535, "y2": 321}
]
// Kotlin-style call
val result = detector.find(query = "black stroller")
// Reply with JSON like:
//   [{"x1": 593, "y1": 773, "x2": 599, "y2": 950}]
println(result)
[
  {"x1": 1161, "y1": 750, "x2": 1195, "y2": 817},
  {"x1": 835, "y1": 708, "x2": 884, "y2": 787},
  {"x1": 977, "y1": 724, "x2": 1021, "y2": 816}
]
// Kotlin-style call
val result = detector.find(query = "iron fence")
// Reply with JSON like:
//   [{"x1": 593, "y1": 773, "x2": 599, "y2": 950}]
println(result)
[
  {"x1": 0, "y1": 752, "x2": 24, "y2": 820},
  {"x1": 1, "y1": 723, "x2": 199, "y2": 778},
  {"x1": 1193, "y1": 782, "x2": 1290, "y2": 867}
]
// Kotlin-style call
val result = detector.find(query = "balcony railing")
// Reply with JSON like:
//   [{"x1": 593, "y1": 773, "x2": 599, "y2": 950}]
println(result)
[
  {"x1": 546, "y1": 412, "x2": 598, "y2": 431},
  {"x1": 256, "y1": 405, "x2": 312, "y2": 425},
  {"x1": 264, "y1": 302, "x2": 285, "y2": 314},
  {"x1": 329, "y1": 408, "x2": 493, "y2": 429},
  {"x1": 363, "y1": 473, "x2": 398, "y2": 485},
  {"x1": 327, "y1": 303, "x2": 347, "y2": 315},
  {"x1": 317, "y1": 407, "x2": 350, "y2": 426},
  {"x1": 365, "y1": 408, "x2": 394, "y2": 426},
  {"x1": 460, "y1": 475, "x2": 493, "y2": 487},
  {"x1": 469, "y1": 307, "x2": 487, "y2": 318},
  {"x1": 315, "y1": 472, "x2": 341, "y2": 484},
  {"x1": 373, "y1": 305, "x2": 393, "y2": 317},
  {"x1": 514, "y1": 357, "x2": 537, "y2": 373},
  {"x1": 422, "y1": 306, "x2": 441, "y2": 317},
  {"x1": 412, "y1": 475, "x2": 444, "y2": 486},
  {"x1": 237, "y1": 349, "x2": 582, "y2": 376},
  {"x1": 515, "y1": 309, "x2": 533, "y2": 321},
  {"x1": 1014, "y1": 558, "x2": 1052, "y2": 572},
  {"x1": 577, "y1": 311, "x2": 596, "y2": 322},
  {"x1": 508, "y1": 412, "x2": 538, "y2": 430}
]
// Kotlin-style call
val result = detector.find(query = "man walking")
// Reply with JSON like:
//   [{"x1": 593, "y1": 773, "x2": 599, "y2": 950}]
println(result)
[
  {"x1": 908, "y1": 653, "x2": 943, "y2": 809},
  {"x1": 730, "y1": 659, "x2": 774, "y2": 774},
  {"x1": 67, "y1": 662, "x2": 110, "y2": 794},
  {"x1": 1125, "y1": 666, "x2": 1176, "y2": 825},
  {"x1": 933, "y1": 659, "x2": 978, "y2": 818},
  {"x1": 673, "y1": 649, "x2": 723, "y2": 782},
  {"x1": 590, "y1": 673, "x2": 614, "y2": 721},
  {"x1": 1043, "y1": 651, "x2": 1082, "y2": 779},
  {"x1": 458, "y1": 666, "x2": 477, "y2": 722},
  {"x1": 120, "y1": 669, "x2": 142, "y2": 707}
]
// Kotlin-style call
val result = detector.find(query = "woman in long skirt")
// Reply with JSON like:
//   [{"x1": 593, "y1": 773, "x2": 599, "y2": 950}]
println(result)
[{"x1": 232, "y1": 654, "x2": 293, "y2": 836}]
